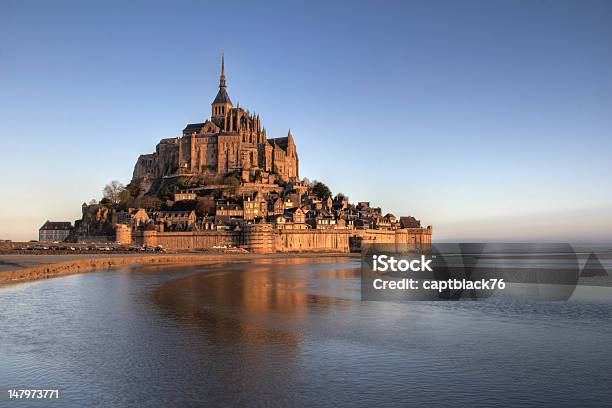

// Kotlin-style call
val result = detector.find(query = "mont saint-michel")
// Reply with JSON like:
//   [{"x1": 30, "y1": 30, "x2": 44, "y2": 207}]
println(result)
[
  {"x1": 133, "y1": 55, "x2": 299, "y2": 184},
  {"x1": 3, "y1": 3, "x2": 612, "y2": 407},
  {"x1": 61, "y1": 56, "x2": 432, "y2": 253}
]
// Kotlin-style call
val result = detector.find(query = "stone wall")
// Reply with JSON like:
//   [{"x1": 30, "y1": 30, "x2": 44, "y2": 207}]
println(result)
[
  {"x1": 133, "y1": 139, "x2": 180, "y2": 180},
  {"x1": 274, "y1": 229, "x2": 350, "y2": 253},
  {"x1": 244, "y1": 223, "x2": 275, "y2": 253},
  {"x1": 349, "y1": 227, "x2": 433, "y2": 250},
  {"x1": 123, "y1": 226, "x2": 431, "y2": 254},
  {"x1": 133, "y1": 230, "x2": 242, "y2": 250},
  {"x1": 394, "y1": 227, "x2": 433, "y2": 246},
  {"x1": 116, "y1": 224, "x2": 132, "y2": 245},
  {"x1": 351, "y1": 227, "x2": 432, "y2": 243}
]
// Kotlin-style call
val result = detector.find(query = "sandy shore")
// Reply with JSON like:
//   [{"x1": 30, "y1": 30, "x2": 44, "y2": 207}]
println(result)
[
  {"x1": 0, "y1": 253, "x2": 353, "y2": 285},
  {"x1": 0, "y1": 253, "x2": 155, "y2": 272}
]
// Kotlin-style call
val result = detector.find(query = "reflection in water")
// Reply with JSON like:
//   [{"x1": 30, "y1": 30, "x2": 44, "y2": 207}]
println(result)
[
  {"x1": 149, "y1": 258, "x2": 360, "y2": 408},
  {"x1": 0, "y1": 257, "x2": 611, "y2": 408},
  {"x1": 152, "y1": 258, "x2": 358, "y2": 350}
]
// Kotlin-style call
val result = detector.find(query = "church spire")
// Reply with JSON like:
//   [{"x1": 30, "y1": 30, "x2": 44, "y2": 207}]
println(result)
[
  {"x1": 211, "y1": 51, "x2": 233, "y2": 119},
  {"x1": 219, "y1": 51, "x2": 226, "y2": 89}
]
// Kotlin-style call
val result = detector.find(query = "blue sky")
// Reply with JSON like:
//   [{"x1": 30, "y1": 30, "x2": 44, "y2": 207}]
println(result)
[{"x1": 1, "y1": 0, "x2": 611, "y2": 241}]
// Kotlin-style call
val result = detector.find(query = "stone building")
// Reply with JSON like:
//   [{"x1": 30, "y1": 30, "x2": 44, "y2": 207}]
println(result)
[
  {"x1": 39, "y1": 221, "x2": 72, "y2": 242},
  {"x1": 174, "y1": 190, "x2": 197, "y2": 202},
  {"x1": 243, "y1": 192, "x2": 267, "y2": 221},
  {"x1": 399, "y1": 216, "x2": 422, "y2": 228},
  {"x1": 133, "y1": 54, "x2": 299, "y2": 184},
  {"x1": 114, "y1": 208, "x2": 150, "y2": 227},
  {"x1": 215, "y1": 203, "x2": 243, "y2": 223},
  {"x1": 157, "y1": 211, "x2": 197, "y2": 230}
]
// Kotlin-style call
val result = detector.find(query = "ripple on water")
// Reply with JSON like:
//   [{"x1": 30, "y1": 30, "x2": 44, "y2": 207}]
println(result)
[{"x1": 0, "y1": 259, "x2": 611, "y2": 407}]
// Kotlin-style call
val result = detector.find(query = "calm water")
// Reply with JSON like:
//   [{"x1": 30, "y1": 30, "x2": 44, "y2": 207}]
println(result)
[{"x1": 1, "y1": 258, "x2": 611, "y2": 407}]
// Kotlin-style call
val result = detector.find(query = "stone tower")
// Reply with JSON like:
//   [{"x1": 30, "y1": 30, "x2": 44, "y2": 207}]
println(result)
[{"x1": 211, "y1": 52, "x2": 233, "y2": 122}]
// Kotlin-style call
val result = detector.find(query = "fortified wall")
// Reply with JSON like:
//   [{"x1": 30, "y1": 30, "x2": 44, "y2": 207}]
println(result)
[
  {"x1": 130, "y1": 229, "x2": 242, "y2": 251},
  {"x1": 351, "y1": 227, "x2": 433, "y2": 246},
  {"x1": 116, "y1": 224, "x2": 432, "y2": 254}
]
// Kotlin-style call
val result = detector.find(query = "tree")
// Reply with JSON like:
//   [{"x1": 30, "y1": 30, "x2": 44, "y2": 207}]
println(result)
[
  {"x1": 196, "y1": 196, "x2": 215, "y2": 216},
  {"x1": 138, "y1": 195, "x2": 165, "y2": 211},
  {"x1": 157, "y1": 185, "x2": 172, "y2": 202},
  {"x1": 170, "y1": 200, "x2": 196, "y2": 211},
  {"x1": 334, "y1": 193, "x2": 348, "y2": 203},
  {"x1": 176, "y1": 177, "x2": 192, "y2": 189},
  {"x1": 224, "y1": 175, "x2": 241, "y2": 194},
  {"x1": 103, "y1": 180, "x2": 125, "y2": 206},
  {"x1": 312, "y1": 181, "x2": 332, "y2": 200},
  {"x1": 118, "y1": 189, "x2": 132, "y2": 205}
]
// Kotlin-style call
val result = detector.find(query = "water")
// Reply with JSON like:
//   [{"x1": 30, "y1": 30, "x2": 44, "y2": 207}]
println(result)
[{"x1": 1, "y1": 258, "x2": 611, "y2": 407}]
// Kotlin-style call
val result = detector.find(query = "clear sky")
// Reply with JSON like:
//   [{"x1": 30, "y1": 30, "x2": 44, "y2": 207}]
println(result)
[{"x1": 1, "y1": 0, "x2": 611, "y2": 242}]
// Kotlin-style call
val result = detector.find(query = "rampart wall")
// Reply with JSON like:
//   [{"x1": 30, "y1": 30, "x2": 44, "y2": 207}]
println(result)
[{"x1": 121, "y1": 225, "x2": 432, "y2": 253}]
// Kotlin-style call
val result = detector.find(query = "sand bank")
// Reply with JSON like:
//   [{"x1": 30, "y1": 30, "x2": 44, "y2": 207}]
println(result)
[{"x1": 0, "y1": 253, "x2": 352, "y2": 285}]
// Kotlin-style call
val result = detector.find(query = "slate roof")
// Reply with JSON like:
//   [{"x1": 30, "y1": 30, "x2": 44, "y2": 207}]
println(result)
[
  {"x1": 268, "y1": 137, "x2": 289, "y2": 150},
  {"x1": 40, "y1": 221, "x2": 72, "y2": 231},
  {"x1": 160, "y1": 211, "x2": 195, "y2": 218},
  {"x1": 212, "y1": 87, "x2": 232, "y2": 105},
  {"x1": 184, "y1": 123, "x2": 205, "y2": 131},
  {"x1": 399, "y1": 216, "x2": 421, "y2": 228},
  {"x1": 217, "y1": 204, "x2": 242, "y2": 211},
  {"x1": 283, "y1": 207, "x2": 303, "y2": 217}
]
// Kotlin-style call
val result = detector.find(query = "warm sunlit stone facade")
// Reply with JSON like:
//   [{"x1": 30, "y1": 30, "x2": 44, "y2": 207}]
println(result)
[{"x1": 133, "y1": 55, "x2": 299, "y2": 183}]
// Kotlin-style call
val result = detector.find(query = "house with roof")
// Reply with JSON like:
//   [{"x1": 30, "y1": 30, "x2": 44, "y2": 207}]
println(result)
[
  {"x1": 243, "y1": 192, "x2": 267, "y2": 221},
  {"x1": 215, "y1": 203, "x2": 244, "y2": 223},
  {"x1": 157, "y1": 210, "x2": 197, "y2": 230},
  {"x1": 39, "y1": 221, "x2": 72, "y2": 242},
  {"x1": 399, "y1": 216, "x2": 422, "y2": 228}
]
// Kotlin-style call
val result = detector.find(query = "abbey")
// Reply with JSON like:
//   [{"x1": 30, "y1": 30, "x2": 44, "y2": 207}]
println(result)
[
  {"x1": 64, "y1": 55, "x2": 432, "y2": 253},
  {"x1": 133, "y1": 55, "x2": 299, "y2": 183}
]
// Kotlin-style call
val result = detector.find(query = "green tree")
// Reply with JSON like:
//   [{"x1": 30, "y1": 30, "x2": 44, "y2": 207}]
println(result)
[
  {"x1": 224, "y1": 175, "x2": 241, "y2": 195},
  {"x1": 334, "y1": 193, "x2": 348, "y2": 203},
  {"x1": 140, "y1": 196, "x2": 165, "y2": 211},
  {"x1": 171, "y1": 200, "x2": 196, "y2": 211},
  {"x1": 312, "y1": 181, "x2": 332, "y2": 200},
  {"x1": 158, "y1": 186, "x2": 172, "y2": 202},
  {"x1": 176, "y1": 177, "x2": 192, "y2": 189}
]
